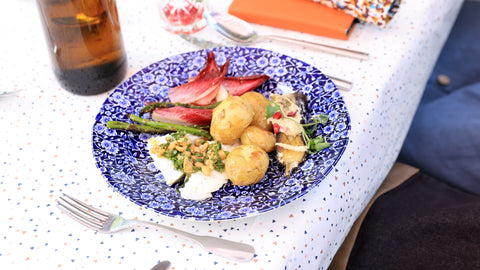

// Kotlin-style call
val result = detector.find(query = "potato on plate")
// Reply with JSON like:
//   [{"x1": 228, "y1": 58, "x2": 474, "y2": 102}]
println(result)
[
  {"x1": 225, "y1": 145, "x2": 269, "y2": 186},
  {"x1": 210, "y1": 96, "x2": 254, "y2": 145},
  {"x1": 240, "y1": 126, "x2": 276, "y2": 153},
  {"x1": 241, "y1": 91, "x2": 272, "y2": 131}
]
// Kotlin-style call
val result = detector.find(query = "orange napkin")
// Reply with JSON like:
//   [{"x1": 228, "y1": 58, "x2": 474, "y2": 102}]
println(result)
[{"x1": 228, "y1": 0, "x2": 356, "y2": 40}]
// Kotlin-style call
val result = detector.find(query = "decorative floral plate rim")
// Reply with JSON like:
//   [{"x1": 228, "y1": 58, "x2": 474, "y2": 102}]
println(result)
[{"x1": 92, "y1": 46, "x2": 350, "y2": 221}]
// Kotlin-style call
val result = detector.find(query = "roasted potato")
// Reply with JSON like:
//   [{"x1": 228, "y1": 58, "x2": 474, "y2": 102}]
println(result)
[
  {"x1": 210, "y1": 96, "x2": 254, "y2": 145},
  {"x1": 241, "y1": 91, "x2": 272, "y2": 131},
  {"x1": 225, "y1": 145, "x2": 269, "y2": 186},
  {"x1": 240, "y1": 126, "x2": 276, "y2": 153}
]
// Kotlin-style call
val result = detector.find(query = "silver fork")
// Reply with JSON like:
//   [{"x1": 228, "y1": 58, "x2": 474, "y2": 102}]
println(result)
[{"x1": 57, "y1": 193, "x2": 255, "y2": 262}]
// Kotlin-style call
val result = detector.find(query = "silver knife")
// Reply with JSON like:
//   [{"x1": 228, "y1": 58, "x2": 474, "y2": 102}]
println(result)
[{"x1": 177, "y1": 34, "x2": 352, "y2": 91}]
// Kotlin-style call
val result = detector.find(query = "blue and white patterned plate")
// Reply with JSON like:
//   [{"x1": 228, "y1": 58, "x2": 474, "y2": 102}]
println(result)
[{"x1": 92, "y1": 47, "x2": 350, "y2": 221}]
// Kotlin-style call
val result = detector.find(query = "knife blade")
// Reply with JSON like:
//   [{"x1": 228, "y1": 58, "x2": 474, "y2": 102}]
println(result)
[{"x1": 177, "y1": 34, "x2": 352, "y2": 91}]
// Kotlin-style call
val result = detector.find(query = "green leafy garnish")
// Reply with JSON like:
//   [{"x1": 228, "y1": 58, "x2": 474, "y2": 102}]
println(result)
[
  {"x1": 266, "y1": 100, "x2": 282, "y2": 118},
  {"x1": 311, "y1": 113, "x2": 329, "y2": 124},
  {"x1": 308, "y1": 136, "x2": 330, "y2": 153},
  {"x1": 301, "y1": 113, "x2": 330, "y2": 154},
  {"x1": 266, "y1": 100, "x2": 330, "y2": 154}
]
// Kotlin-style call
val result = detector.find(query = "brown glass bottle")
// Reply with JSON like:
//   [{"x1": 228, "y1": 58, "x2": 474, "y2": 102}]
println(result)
[{"x1": 36, "y1": 0, "x2": 127, "y2": 95}]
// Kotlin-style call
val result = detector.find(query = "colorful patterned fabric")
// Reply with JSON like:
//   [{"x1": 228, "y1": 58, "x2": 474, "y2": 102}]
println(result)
[{"x1": 311, "y1": 0, "x2": 401, "y2": 27}]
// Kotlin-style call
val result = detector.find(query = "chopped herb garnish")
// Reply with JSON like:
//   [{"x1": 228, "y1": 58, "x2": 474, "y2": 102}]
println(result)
[{"x1": 149, "y1": 132, "x2": 229, "y2": 176}]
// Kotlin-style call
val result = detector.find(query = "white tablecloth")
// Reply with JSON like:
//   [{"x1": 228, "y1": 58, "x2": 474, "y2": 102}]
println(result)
[{"x1": 0, "y1": 0, "x2": 462, "y2": 269}]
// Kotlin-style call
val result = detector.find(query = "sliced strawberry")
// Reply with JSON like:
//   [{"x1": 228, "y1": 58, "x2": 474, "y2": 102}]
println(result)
[
  {"x1": 221, "y1": 75, "x2": 269, "y2": 96},
  {"x1": 151, "y1": 106, "x2": 213, "y2": 126}
]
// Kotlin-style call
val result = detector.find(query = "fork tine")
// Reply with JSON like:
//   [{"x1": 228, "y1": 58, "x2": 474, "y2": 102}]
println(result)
[
  {"x1": 58, "y1": 196, "x2": 106, "y2": 222},
  {"x1": 57, "y1": 199, "x2": 104, "y2": 231},
  {"x1": 62, "y1": 193, "x2": 110, "y2": 217},
  {"x1": 57, "y1": 194, "x2": 111, "y2": 231}
]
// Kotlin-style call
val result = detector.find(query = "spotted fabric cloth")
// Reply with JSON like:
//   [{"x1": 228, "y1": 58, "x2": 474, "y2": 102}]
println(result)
[{"x1": 311, "y1": 0, "x2": 401, "y2": 27}]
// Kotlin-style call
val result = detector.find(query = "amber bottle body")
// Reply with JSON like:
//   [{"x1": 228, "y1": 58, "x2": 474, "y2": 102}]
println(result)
[{"x1": 37, "y1": 0, "x2": 127, "y2": 95}]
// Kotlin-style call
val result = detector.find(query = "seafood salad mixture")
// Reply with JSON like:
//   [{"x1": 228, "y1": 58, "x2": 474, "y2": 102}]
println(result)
[{"x1": 107, "y1": 52, "x2": 330, "y2": 200}]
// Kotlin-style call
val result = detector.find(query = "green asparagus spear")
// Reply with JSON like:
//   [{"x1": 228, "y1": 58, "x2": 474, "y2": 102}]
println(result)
[
  {"x1": 139, "y1": 101, "x2": 221, "y2": 116},
  {"x1": 106, "y1": 121, "x2": 169, "y2": 134},
  {"x1": 128, "y1": 114, "x2": 213, "y2": 139}
]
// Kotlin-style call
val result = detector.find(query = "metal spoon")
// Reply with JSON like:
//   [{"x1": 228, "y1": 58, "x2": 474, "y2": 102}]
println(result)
[{"x1": 203, "y1": 11, "x2": 369, "y2": 61}]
